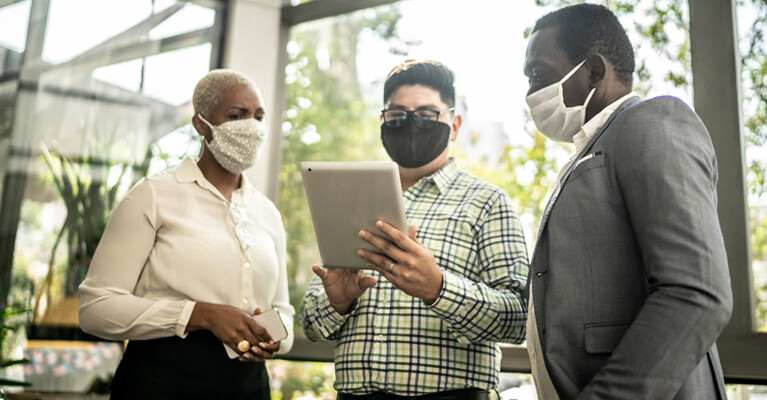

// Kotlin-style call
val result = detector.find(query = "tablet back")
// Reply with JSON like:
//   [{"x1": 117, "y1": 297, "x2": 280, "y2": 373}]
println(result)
[{"x1": 300, "y1": 161, "x2": 407, "y2": 269}]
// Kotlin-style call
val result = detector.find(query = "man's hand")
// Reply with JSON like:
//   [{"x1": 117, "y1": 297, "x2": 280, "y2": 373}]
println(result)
[
  {"x1": 358, "y1": 221, "x2": 443, "y2": 304},
  {"x1": 311, "y1": 264, "x2": 377, "y2": 314}
]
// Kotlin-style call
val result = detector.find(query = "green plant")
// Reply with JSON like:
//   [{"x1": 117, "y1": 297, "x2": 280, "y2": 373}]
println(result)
[
  {"x1": 0, "y1": 303, "x2": 31, "y2": 397},
  {"x1": 34, "y1": 138, "x2": 152, "y2": 325}
]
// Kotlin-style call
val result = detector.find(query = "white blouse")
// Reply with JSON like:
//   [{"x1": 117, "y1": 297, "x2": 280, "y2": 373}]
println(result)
[{"x1": 79, "y1": 158, "x2": 294, "y2": 354}]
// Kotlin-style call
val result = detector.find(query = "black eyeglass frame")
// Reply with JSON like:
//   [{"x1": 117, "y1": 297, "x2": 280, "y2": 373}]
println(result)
[{"x1": 381, "y1": 107, "x2": 456, "y2": 129}]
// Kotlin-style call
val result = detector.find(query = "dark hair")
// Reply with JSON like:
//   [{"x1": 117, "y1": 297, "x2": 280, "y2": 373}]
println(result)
[
  {"x1": 383, "y1": 60, "x2": 456, "y2": 107},
  {"x1": 533, "y1": 4, "x2": 635, "y2": 86}
]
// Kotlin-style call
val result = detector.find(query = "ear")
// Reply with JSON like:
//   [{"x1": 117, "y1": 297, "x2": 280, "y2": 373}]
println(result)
[
  {"x1": 192, "y1": 114, "x2": 211, "y2": 142},
  {"x1": 449, "y1": 114, "x2": 462, "y2": 141},
  {"x1": 586, "y1": 54, "x2": 608, "y2": 87}
]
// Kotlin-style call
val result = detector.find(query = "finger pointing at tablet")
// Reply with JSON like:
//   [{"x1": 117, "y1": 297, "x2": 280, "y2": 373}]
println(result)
[
  {"x1": 311, "y1": 264, "x2": 377, "y2": 315},
  {"x1": 358, "y1": 221, "x2": 444, "y2": 305}
]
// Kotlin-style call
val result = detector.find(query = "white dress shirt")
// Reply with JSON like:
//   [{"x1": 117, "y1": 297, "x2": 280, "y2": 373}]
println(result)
[
  {"x1": 79, "y1": 158, "x2": 294, "y2": 354},
  {"x1": 528, "y1": 92, "x2": 639, "y2": 399}
]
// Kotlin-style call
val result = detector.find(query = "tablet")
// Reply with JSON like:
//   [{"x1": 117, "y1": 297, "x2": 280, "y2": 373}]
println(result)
[{"x1": 300, "y1": 161, "x2": 408, "y2": 269}]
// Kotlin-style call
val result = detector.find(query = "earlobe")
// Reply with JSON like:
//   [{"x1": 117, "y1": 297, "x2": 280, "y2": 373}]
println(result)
[
  {"x1": 588, "y1": 54, "x2": 607, "y2": 86},
  {"x1": 192, "y1": 114, "x2": 211, "y2": 142},
  {"x1": 450, "y1": 114, "x2": 462, "y2": 141}
]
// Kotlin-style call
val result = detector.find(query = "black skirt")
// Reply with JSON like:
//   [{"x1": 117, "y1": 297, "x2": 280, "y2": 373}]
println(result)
[{"x1": 109, "y1": 330, "x2": 270, "y2": 400}]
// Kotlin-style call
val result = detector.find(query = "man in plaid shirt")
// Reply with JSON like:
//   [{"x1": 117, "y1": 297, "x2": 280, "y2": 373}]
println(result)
[{"x1": 300, "y1": 60, "x2": 529, "y2": 400}]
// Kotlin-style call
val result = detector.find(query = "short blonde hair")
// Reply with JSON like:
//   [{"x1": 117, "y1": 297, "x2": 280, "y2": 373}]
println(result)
[{"x1": 192, "y1": 69, "x2": 256, "y2": 117}]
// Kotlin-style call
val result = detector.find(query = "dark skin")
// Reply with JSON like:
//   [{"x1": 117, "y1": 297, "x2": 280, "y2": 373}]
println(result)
[
  {"x1": 186, "y1": 83, "x2": 280, "y2": 362},
  {"x1": 523, "y1": 26, "x2": 631, "y2": 122},
  {"x1": 191, "y1": 83, "x2": 265, "y2": 202}
]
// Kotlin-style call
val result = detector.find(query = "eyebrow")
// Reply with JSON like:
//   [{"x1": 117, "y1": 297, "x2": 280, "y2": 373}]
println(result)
[
  {"x1": 387, "y1": 103, "x2": 444, "y2": 110},
  {"x1": 226, "y1": 106, "x2": 265, "y2": 114}
]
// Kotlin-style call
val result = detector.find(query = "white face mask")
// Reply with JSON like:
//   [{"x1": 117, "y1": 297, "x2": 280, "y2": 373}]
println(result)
[
  {"x1": 526, "y1": 59, "x2": 596, "y2": 143},
  {"x1": 198, "y1": 114, "x2": 268, "y2": 174}
]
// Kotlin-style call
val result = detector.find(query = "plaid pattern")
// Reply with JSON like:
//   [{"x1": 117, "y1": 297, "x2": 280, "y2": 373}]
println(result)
[{"x1": 300, "y1": 158, "x2": 528, "y2": 396}]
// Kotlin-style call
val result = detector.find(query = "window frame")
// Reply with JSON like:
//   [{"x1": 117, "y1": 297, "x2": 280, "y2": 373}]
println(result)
[{"x1": 272, "y1": 0, "x2": 767, "y2": 383}]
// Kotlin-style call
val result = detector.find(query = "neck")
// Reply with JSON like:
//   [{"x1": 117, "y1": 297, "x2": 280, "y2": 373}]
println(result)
[
  {"x1": 398, "y1": 156, "x2": 448, "y2": 191},
  {"x1": 197, "y1": 150, "x2": 241, "y2": 201},
  {"x1": 586, "y1": 84, "x2": 631, "y2": 123}
]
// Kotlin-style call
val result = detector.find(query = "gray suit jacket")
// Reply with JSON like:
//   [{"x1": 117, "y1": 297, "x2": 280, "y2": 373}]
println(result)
[{"x1": 528, "y1": 96, "x2": 733, "y2": 399}]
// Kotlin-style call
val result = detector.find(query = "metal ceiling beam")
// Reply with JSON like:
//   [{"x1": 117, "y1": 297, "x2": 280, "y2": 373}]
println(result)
[
  {"x1": 281, "y1": 0, "x2": 399, "y2": 26},
  {"x1": 25, "y1": 27, "x2": 216, "y2": 80},
  {"x1": 0, "y1": 0, "x2": 24, "y2": 9}
]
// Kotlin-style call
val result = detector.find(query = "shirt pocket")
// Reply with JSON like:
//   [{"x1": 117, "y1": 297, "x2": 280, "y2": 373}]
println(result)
[
  {"x1": 583, "y1": 321, "x2": 631, "y2": 354},
  {"x1": 569, "y1": 152, "x2": 606, "y2": 183}
]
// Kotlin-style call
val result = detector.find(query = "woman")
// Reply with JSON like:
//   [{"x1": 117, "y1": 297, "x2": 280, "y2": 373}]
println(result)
[{"x1": 78, "y1": 69, "x2": 294, "y2": 400}]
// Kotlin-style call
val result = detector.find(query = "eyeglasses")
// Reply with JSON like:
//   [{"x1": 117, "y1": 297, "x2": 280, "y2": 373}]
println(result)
[
  {"x1": 381, "y1": 107, "x2": 455, "y2": 129},
  {"x1": 229, "y1": 203, "x2": 253, "y2": 251}
]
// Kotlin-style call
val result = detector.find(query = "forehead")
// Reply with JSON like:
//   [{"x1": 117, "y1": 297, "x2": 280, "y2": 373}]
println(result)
[
  {"x1": 385, "y1": 84, "x2": 446, "y2": 109},
  {"x1": 524, "y1": 27, "x2": 570, "y2": 74}
]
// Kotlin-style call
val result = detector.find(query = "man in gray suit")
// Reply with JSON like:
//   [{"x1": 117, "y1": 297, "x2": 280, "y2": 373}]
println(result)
[{"x1": 523, "y1": 4, "x2": 733, "y2": 399}]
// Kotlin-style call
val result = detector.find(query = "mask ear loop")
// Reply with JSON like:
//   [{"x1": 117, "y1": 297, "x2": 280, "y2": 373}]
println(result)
[
  {"x1": 197, "y1": 113, "x2": 214, "y2": 146},
  {"x1": 562, "y1": 59, "x2": 596, "y2": 111},
  {"x1": 582, "y1": 86, "x2": 596, "y2": 108},
  {"x1": 560, "y1": 59, "x2": 588, "y2": 84}
]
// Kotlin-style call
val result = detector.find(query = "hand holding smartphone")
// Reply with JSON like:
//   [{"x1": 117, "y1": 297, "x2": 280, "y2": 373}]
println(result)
[{"x1": 224, "y1": 308, "x2": 289, "y2": 358}]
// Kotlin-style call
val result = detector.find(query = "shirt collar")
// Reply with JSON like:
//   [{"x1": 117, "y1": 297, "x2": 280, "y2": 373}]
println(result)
[
  {"x1": 573, "y1": 91, "x2": 640, "y2": 153},
  {"x1": 174, "y1": 158, "x2": 251, "y2": 201},
  {"x1": 174, "y1": 158, "x2": 205, "y2": 184},
  {"x1": 414, "y1": 157, "x2": 460, "y2": 195}
]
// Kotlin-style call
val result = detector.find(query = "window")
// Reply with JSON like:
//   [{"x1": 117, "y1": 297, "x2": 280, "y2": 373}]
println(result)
[{"x1": 0, "y1": 0, "x2": 225, "y2": 392}]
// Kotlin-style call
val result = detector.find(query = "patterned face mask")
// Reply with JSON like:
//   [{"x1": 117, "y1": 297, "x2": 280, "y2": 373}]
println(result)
[{"x1": 198, "y1": 114, "x2": 268, "y2": 174}]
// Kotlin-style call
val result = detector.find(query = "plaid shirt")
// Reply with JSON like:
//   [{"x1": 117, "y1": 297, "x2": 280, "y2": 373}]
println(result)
[{"x1": 300, "y1": 158, "x2": 528, "y2": 396}]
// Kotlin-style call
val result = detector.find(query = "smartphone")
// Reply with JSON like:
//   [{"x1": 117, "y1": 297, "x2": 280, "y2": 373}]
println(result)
[
  {"x1": 253, "y1": 309, "x2": 288, "y2": 342},
  {"x1": 224, "y1": 309, "x2": 289, "y2": 358}
]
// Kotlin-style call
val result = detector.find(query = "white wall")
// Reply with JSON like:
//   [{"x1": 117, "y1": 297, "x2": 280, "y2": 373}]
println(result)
[{"x1": 223, "y1": 0, "x2": 284, "y2": 199}]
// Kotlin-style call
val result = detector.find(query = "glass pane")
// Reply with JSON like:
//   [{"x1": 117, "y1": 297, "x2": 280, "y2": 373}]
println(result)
[
  {"x1": 42, "y1": 0, "x2": 153, "y2": 64},
  {"x1": 93, "y1": 58, "x2": 144, "y2": 92},
  {"x1": 148, "y1": 2, "x2": 216, "y2": 41},
  {"x1": 282, "y1": 0, "x2": 691, "y2": 338},
  {"x1": 727, "y1": 384, "x2": 767, "y2": 399},
  {"x1": 0, "y1": 0, "x2": 31, "y2": 52},
  {"x1": 142, "y1": 43, "x2": 212, "y2": 106},
  {"x1": 2, "y1": 0, "x2": 226, "y2": 393},
  {"x1": 736, "y1": 0, "x2": 767, "y2": 332}
]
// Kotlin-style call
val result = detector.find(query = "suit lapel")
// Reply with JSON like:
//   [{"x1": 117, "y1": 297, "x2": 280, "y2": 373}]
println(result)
[{"x1": 533, "y1": 96, "x2": 642, "y2": 248}]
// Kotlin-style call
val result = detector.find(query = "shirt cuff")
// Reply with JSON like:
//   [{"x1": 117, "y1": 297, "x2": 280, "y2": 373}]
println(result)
[
  {"x1": 426, "y1": 270, "x2": 472, "y2": 344},
  {"x1": 315, "y1": 293, "x2": 350, "y2": 338},
  {"x1": 175, "y1": 300, "x2": 196, "y2": 338},
  {"x1": 426, "y1": 270, "x2": 466, "y2": 315}
]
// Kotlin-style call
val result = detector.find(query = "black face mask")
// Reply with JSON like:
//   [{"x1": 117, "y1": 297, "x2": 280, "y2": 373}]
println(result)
[{"x1": 380, "y1": 118, "x2": 451, "y2": 169}]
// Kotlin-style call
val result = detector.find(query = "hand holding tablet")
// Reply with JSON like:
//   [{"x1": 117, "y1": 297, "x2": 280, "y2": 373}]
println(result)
[{"x1": 301, "y1": 161, "x2": 408, "y2": 269}]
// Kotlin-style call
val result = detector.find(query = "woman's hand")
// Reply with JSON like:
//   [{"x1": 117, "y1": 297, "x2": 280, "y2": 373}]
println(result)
[
  {"x1": 239, "y1": 308, "x2": 281, "y2": 362},
  {"x1": 187, "y1": 303, "x2": 276, "y2": 361}
]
